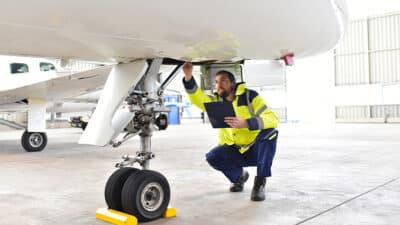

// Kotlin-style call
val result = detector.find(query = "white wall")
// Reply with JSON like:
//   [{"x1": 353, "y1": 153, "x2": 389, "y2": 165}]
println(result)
[
  {"x1": 286, "y1": 52, "x2": 336, "y2": 124},
  {"x1": 259, "y1": 89, "x2": 287, "y2": 109},
  {"x1": 334, "y1": 84, "x2": 400, "y2": 106},
  {"x1": 347, "y1": 0, "x2": 400, "y2": 19}
]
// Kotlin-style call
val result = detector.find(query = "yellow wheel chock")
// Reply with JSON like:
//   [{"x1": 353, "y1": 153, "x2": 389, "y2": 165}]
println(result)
[{"x1": 96, "y1": 207, "x2": 177, "y2": 225}]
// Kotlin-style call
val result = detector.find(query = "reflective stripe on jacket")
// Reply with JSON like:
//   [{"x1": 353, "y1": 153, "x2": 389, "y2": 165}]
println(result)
[{"x1": 183, "y1": 77, "x2": 279, "y2": 154}]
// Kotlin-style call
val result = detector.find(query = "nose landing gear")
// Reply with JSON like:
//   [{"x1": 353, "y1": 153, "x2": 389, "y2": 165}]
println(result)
[{"x1": 98, "y1": 59, "x2": 182, "y2": 224}]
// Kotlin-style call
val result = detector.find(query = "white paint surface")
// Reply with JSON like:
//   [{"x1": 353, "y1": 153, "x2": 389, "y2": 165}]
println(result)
[
  {"x1": 79, "y1": 60, "x2": 148, "y2": 146},
  {"x1": 27, "y1": 98, "x2": 47, "y2": 132}
]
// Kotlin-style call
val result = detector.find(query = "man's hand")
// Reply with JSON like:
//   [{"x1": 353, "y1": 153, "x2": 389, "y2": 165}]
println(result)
[
  {"x1": 182, "y1": 62, "x2": 193, "y2": 81},
  {"x1": 224, "y1": 117, "x2": 249, "y2": 128}
]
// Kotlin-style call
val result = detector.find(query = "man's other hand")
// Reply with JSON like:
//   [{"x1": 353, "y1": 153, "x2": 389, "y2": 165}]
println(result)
[
  {"x1": 183, "y1": 62, "x2": 193, "y2": 81},
  {"x1": 224, "y1": 117, "x2": 249, "y2": 128}
]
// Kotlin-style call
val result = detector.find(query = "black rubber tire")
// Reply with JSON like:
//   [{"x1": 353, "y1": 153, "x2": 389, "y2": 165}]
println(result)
[
  {"x1": 81, "y1": 122, "x2": 87, "y2": 130},
  {"x1": 105, "y1": 167, "x2": 139, "y2": 211},
  {"x1": 121, "y1": 170, "x2": 170, "y2": 222},
  {"x1": 21, "y1": 131, "x2": 47, "y2": 152}
]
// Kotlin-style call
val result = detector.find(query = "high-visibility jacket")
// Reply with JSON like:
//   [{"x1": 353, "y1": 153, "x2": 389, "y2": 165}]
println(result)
[{"x1": 183, "y1": 77, "x2": 279, "y2": 154}]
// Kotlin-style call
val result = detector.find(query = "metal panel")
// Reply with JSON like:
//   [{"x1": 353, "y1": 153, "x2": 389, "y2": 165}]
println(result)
[
  {"x1": 53, "y1": 59, "x2": 101, "y2": 73},
  {"x1": 334, "y1": 19, "x2": 369, "y2": 85},
  {"x1": 335, "y1": 106, "x2": 369, "y2": 120},
  {"x1": 371, "y1": 105, "x2": 400, "y2": 118},
  {"x1": 335, "y1": 53, "x2": 369, "y2": 85},
  {"x1": 370, "y1": 105, "x2": 384, "y2": 118},
  {"x1": 335, "y1": 12, "x2": 400, "y2": 86},
  {"x1": 368, "y1": 14, "x2": 400, "y2": 84},
  {"x1": 369, "y1": 14, "x2": 400, "y2": 51},
  {"x1": 336, "y1": 104, "x2": 400, "y2": 122},
  {"x1": 370, "y1": 50, "x2": 400, "y2": 83},
  {"x1": 335, "y1": 20, "x2": 368, "y2": 54}
]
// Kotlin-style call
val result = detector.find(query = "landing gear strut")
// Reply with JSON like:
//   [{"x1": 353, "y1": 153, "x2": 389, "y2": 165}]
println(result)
[{"x1": 104, "y1": 59, "x2": 182, "y2": 222}]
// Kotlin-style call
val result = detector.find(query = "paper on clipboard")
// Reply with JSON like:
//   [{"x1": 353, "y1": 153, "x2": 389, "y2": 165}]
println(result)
[{"x1": 204, "y1": 102, "x2": 236, "y2": 128}]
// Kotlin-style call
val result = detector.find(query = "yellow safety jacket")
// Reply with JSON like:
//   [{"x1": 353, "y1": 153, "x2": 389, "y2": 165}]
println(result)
[{"x1": 183, "y1": 77, "x2": 279, "y2": 154}]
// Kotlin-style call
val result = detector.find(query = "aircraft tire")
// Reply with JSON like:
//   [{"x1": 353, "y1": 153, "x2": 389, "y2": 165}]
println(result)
[
  {"x1": 121, "y1": 170, "x2": 170, "y2": 222},
  {"x1": 105, "y1": 167, "x2": 139, "y2": 211},
  {"x1": 81, "y1": 122, "x2": 87, "y2": 130},
  {"x1": 21, "y1": 131, "x2": 47, "y2": 152}
]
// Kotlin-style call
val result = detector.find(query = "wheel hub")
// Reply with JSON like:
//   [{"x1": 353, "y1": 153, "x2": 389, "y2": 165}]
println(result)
[
  {"x1": 141, "y1": 182, "x2": 164, "y2": 212},
  {"x1": 29, "y1": 133, "x2": 43, "y2": 148}
]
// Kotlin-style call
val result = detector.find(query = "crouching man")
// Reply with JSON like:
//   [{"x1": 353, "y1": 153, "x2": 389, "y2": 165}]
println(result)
[{"x1": 182, "y1": 63, "x2": 279, "y2": 201}]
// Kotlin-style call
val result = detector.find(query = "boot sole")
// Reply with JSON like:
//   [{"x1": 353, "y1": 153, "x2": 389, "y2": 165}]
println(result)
[{"x1": 251, "y1": 196, "x2": 265, "y2": 201}]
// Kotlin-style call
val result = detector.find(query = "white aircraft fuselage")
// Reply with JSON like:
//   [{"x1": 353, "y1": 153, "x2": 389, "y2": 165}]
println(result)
[
  {"x1": 0, "y1": 0, "x2": 347, "y2": 63},
  {"x1": 0, "y1": 55, "x2": 57, "y2": 93}
]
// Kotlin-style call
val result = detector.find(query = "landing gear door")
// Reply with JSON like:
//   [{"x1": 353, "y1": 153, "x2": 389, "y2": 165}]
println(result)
[
  {"x1": 200, "y1": 64, "x2": 243, "y2": 91},
  {"x1": 243, "y1": 60, "x2": 286, "y2": 88}
]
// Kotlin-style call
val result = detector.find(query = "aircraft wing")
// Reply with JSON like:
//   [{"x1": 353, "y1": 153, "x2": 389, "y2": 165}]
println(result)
[{"x1": 0, "y1": 65, "x2": 112, "y2": 107}]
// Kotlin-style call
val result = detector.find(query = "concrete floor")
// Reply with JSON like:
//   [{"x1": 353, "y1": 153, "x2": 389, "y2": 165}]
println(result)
[{"x1": 0, "y1": 120, "x2": 399, "y2": 225}]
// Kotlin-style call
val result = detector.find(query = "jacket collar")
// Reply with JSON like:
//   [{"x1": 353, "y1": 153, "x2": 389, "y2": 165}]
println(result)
[
  {"x1": 235, "y1": 82, "x2": 246, "y2": 95},
  {"x1": 214, "y1": 82, "x2": 247, "y2": 101}
]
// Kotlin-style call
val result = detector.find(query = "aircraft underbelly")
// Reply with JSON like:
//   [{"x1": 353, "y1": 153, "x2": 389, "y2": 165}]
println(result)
[{"x1": 0, "y1": 0, "x2": 347, "y2": 62}]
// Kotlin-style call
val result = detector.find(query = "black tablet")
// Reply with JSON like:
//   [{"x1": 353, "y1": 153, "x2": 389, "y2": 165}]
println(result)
[{"x1": 204, "y1": 102, "x2": 236, "y2": 128}]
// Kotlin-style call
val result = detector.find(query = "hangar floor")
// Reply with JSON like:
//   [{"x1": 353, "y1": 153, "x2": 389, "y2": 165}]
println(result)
[{"x1": 0, "y1": 120, "x2": 399, "y2": 225}]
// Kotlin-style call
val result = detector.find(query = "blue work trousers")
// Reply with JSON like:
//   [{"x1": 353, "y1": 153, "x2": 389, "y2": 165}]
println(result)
[{"x1": 205, "y1": 129, "x2": 278, "y2": 183}]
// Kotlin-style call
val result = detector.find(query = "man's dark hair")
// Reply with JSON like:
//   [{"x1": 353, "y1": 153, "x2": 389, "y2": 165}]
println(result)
[{"x1": 216, "y1": 70, "x2": 236, "y2": 83}]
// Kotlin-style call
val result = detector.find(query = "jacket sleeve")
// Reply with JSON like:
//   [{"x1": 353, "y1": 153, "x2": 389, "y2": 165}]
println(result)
[
  {"x1": 246, "y1": 91, "x2": 279, "y2": 130},
  {"x1": 182, "y1": 77, "x2": 214, "y2": 111}
]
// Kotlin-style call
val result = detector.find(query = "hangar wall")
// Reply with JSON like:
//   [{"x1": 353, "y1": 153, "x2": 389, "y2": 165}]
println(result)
[{"x1": 334, "y1": 11, "x2": 400, "y2": 123}]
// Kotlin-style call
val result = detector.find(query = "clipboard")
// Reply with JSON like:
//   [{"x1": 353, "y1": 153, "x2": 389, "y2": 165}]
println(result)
[{"x1": 204, "y1": 102, "x2": 236, "y2": 128}]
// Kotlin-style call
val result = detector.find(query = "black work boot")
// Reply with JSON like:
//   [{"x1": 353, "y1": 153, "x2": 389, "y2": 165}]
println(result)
[
  {"x1": 251, "y1": 176, "x2": 266, "y2": 201},
  {"x1": 229, "y1": 170, "x2": 249, "y2": 192}
]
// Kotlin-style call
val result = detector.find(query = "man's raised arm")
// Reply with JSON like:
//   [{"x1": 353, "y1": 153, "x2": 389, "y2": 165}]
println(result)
[{"x1": 182, "y1": 62, "x2": 213, "y2": 111}]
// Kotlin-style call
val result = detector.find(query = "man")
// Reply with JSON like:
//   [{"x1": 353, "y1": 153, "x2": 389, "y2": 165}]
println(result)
[{"x1": 182, "y1": 62, "x2": 279, "y2": 201}]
